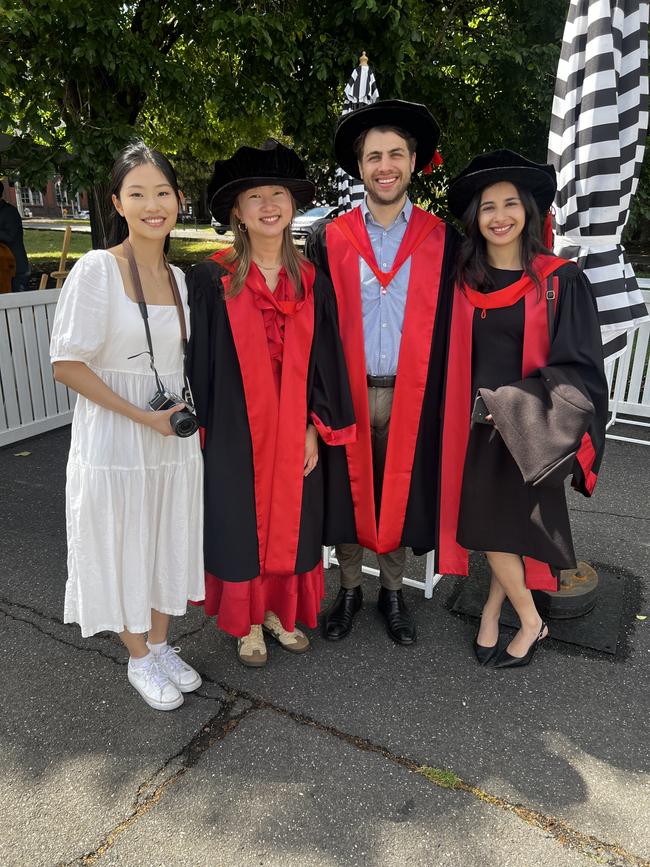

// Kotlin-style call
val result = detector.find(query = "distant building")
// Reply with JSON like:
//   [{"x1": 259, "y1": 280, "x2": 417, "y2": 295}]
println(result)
[{"x1": 0, "y1": 176, "x2": 89, "y2": 219}]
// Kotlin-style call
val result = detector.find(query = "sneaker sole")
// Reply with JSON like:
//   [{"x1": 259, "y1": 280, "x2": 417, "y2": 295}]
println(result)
[
  {"x1": 127, "y1": 672, "x2": 184, "y2": 711},
  {"x1": 237, "y1": 651, "x2": 268, "y2": 667},
  {"x1": 175, "y1": 673, "x2": 202, "y2": 693}
]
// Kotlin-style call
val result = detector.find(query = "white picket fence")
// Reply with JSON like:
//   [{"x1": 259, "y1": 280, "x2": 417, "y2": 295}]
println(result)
[
  {"x1": 605, "y1": 282, "x2": 650, "y2": 445},
  {"x1": 0, "y1": 288, "x2": 76, "y2": 447},
  {"x1": 2, "y1": 282, "x2": 649, "y2": 451}
]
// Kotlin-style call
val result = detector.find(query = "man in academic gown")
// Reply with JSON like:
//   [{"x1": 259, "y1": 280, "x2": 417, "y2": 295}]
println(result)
[{"x1": 306, "y1": 100, "x2": 459, "y2": 644}]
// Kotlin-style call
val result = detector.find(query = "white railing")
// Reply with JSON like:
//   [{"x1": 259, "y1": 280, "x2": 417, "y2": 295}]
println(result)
[
  {"x1": 0, "y1": 289, "x2": 76, "y2": 447},
  {"x1": 605, "y1": 282, "x2": 650, "y2": 445}
]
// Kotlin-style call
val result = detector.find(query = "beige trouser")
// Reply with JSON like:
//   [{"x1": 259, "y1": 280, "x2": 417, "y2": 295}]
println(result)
[{"x1": 336, "y1": 386, "x2": 406, "y2": 591}]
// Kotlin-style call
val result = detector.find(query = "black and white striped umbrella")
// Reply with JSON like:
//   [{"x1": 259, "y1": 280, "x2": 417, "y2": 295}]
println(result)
[
  {"x1": 336, "y1": 53, "x2": 380, "y2": 212},
  {"x1": 547, "y1": 0, "x2": 649, "y2": 360}
]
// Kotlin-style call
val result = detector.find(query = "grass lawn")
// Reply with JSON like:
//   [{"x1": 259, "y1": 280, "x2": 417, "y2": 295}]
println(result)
[
  {"x1": 24, "y1": 229, "x2": 226, "y2": 274},
  {"x1": 24, "y1": 229, "x2": 650, "y2": 282}
]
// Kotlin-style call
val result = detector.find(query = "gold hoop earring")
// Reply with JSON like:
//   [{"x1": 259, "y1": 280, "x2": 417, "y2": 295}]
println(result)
[{"x1": 238, "y1": 222, "x2": 247, "y2": 233}]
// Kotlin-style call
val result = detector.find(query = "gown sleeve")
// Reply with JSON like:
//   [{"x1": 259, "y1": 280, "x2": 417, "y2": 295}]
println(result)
[
  {"x1": 186, "y1": 260, "x2": 222, "y2": 432},
  {"x1": 304, "y1": 223, "x2": 332, "y2": 280},
  {"x1": 308, "y1": 270, "x2": 356, "y2": 445},
  {"x1": 547, "y1": 263, "x2": 608, "y2": 495},
  {"x1": 478, "y1": 263, "x2": 608, "y2": 498},
  {"x1": 49, "y1": 250, "x2": 110, "y2": 363}
]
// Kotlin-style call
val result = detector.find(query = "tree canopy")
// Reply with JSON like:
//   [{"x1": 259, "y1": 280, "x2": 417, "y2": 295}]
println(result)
[{"x1": 4, "y1": 0, "x2": 644, "y2": 243}]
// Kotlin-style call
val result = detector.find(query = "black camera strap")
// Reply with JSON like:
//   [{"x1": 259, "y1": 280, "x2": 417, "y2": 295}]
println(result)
[
  {"x1": 123, "y1": 238, "x2": 190, "y2": 397},
  {"x1": 546, "y1": 274, "x2": 557, "y2": 342}
]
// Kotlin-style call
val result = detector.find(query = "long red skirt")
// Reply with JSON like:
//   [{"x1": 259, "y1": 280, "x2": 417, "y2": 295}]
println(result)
[{"x1": 192, "y1": 564, "x2": 325, "y2": 638}]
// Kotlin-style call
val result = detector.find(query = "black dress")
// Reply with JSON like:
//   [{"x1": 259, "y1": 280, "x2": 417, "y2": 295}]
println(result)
[{"x1": 456, "y1": 263, "x2": 607, "y2": 570}]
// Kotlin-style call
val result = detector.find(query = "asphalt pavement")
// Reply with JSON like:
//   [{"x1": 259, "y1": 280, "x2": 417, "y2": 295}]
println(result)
[{"x1": 1, "y1": 424, "x2": 648, "y2": 867}]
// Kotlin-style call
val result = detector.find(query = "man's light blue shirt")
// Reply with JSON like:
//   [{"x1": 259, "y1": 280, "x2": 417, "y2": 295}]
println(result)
[{"x1": 360, "y1": 196, "x2": 413, "y2": 376}]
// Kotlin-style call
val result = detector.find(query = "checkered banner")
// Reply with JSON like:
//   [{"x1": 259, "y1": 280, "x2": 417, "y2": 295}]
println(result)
[
  {"x1": 547, "y1": 0, "x2": 650, "y2": 360},
  {"x1": 336, "y1": 59, "x2": 380, "y2": 212}
]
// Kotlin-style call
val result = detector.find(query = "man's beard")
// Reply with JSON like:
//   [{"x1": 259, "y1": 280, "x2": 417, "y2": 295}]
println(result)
[{"x1": 365, "y1": 174, "x2": 411, "y2": 207}]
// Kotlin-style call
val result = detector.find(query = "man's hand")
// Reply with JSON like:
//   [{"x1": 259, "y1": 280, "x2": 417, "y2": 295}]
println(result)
[{"x1": 304, "y1": 424, "x2": 319, "y2": 476}]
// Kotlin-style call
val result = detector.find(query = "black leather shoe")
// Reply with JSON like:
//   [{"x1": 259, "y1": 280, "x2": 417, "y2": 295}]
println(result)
[
  {"x1": 473, "y1": 635, "x2": 499, "y2": 666},
  {"x1": 322, "y1": 586, "x2": 363, "y2": 640},
  {"x1": 494, "y1": 622, "x2": 548, "y2": 669},
  {"x1": 377, "y1": 588, "x2": 416, "y2": 645}
]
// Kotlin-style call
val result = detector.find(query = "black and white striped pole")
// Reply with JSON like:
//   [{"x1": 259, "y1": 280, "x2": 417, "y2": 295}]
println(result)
[
  {"x1": 335, "y1": 52, "x2": 380, "y2": 212},
  {"x1": 544, "y1": 0, "x2": 649, "y2": 620},
  {"x1": 547, "y1": 0, "x2": 649, "y2": 362}
]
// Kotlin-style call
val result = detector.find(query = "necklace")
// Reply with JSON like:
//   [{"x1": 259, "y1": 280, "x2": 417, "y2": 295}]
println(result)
[{"x1": 254, "y1": 259, "x2": 282, "y2": 271}]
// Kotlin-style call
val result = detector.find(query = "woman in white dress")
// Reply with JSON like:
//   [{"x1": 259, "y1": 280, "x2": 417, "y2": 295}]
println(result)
[{"x1": 50, "y1": 141, "x2": 204, "y2": 710}]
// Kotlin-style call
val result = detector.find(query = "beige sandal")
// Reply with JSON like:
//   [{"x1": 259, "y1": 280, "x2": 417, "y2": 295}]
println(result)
[
  {"x1": 237, "y1": 624, "x2": 267, "y2": 667},
  {"x1": 262, "y1": 611, "x2": 310, "y2": 654}
]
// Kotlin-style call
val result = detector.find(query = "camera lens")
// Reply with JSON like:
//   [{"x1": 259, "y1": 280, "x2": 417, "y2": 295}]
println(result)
[{"x1": 170, "y1": 409, "x2": 199, "y2": 438}]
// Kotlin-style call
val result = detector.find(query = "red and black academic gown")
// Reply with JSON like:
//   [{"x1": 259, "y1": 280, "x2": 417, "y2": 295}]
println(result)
[
  {"x1": 186, "y1": 252, "x2": 356, "y2": 637},
  {"x1": 438, "y1": 257, "x2": 608, "y2": 590},
  {"x1": 306, "y1": 205, "x2": 458, "y2": 555}
]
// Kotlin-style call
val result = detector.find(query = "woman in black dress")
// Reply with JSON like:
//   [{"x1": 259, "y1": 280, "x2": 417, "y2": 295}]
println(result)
[{"x1": 439, "y1": 150, "x2": 607, "y2": 668}]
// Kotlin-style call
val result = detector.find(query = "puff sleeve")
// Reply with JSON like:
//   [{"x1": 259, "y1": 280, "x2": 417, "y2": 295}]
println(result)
[{"x1": 49, "y1": 250, "x2": 110, "y2": 363}]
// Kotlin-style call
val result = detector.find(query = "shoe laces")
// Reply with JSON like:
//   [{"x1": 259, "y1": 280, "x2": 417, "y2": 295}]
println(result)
[
  {"x1": 264, "y1": 611, "x2": 304, "y2": 644},
  {"x1": 263, "y1": 611, "x2": 293, "y2": 638},
  {"x1": 156, "y1": 645, "x2": 188, "y2": 675},
  {"x1": 137, "y1": 656, "x2": 173, "y2": 691},
  {"x1": 240, "y1": 624, "x2": 266, "y2": 654}
]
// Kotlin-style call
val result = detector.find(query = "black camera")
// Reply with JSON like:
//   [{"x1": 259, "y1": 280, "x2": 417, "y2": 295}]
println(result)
[{"x1": 149, "y1": 387, "x2": 199, "y2": 438}]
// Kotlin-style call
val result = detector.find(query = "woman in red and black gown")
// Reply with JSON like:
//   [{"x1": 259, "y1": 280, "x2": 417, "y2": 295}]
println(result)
[
  {"x1": 186, "y1": 140, "x2": 356, "y2": 666},
  {"x1": 439, "y1": 150, "x2": 607, "y2": 668}
]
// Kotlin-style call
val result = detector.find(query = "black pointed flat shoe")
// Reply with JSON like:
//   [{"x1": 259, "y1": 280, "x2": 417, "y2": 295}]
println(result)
[
  {"x1": 473, "y1": 636, "x2": 499, "y2": 666},
  {"x1": 494, "y1": 622, "x2": 548, "y2": 669}
]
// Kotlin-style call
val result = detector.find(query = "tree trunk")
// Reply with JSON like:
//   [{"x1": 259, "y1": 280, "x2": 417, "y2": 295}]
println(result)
[{"x1": 88, "y1": 181, "x2": 112, "y2": 249}]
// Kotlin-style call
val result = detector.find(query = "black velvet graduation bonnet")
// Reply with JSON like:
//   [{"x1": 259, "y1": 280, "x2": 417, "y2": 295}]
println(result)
[
  {"x1": 208, "y1": 139, "x2": 316, "y2": 224},
  {"x1": 447, "y1": 149, "x2": 556, "y2": 219},
  {"x1": 334, "y1": 99, "x2": 441, "y2": 179}
]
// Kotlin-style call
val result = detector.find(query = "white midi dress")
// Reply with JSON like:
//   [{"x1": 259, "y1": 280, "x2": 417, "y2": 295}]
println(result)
[{"x1": 50, "y1": 249, "x2": 204, "y2": 637}]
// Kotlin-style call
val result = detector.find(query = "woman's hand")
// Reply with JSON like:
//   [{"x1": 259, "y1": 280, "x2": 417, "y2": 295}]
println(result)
[
  {"x1": 304, "y1": 424, "x2": 319, "y2": 477},
  {"x1": 52, "y1": 361, "x2": 183, "y2": 436},
  {"x1": 143, "y1": 405, "x2": 185, "y2": 437}
]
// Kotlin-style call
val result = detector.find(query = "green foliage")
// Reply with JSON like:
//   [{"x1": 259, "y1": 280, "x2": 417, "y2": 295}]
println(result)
[{"x1": 2, "y1": 0, "x2": 646, "y2": 243}]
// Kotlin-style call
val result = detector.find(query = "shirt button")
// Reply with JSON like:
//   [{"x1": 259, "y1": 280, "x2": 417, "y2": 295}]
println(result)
[
  {"x1": 382, "y1": 322, "x2": 387, "y2": 328},
  {"x1": 382, "y1": 263, "x2": 387, "y2": 268},
  {"x1": 381, "y1": 354, "x2": 386, "y2": 359}
]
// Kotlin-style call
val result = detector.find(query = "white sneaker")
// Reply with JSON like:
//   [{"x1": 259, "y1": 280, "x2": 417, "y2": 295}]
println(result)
[
  {"x1": 127, "y1": 655, "x2": 184, "y2": 711},
  {"x1": 148, "y1": 643, "x2": 202, "y2": 693}
]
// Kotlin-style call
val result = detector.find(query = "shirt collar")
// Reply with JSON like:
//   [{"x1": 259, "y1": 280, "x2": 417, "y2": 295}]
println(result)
[{"x1": 361, "y1": 196, "x2": 412, "y2": 229}]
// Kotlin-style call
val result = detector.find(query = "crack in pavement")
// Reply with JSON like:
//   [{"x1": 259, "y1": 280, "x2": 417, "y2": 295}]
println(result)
[
  {"x1": 569, "y1": 507, "x2": 649, "y2": 521},
  {"x1": 0, "y1": 597, "x2": 207, "y2": 667},
  {"x1": 5, "y1": 600, "x2": 648, "y2": 866},
  {"x1": 0, "y1": 603, "x2": 125, "y2": 666},
  {"x1": 61, "y1": 693, "x2": 254, "y2": 866},
  {"x1": 214, "y1": 680, "x2": 650, "y2": 867}
]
